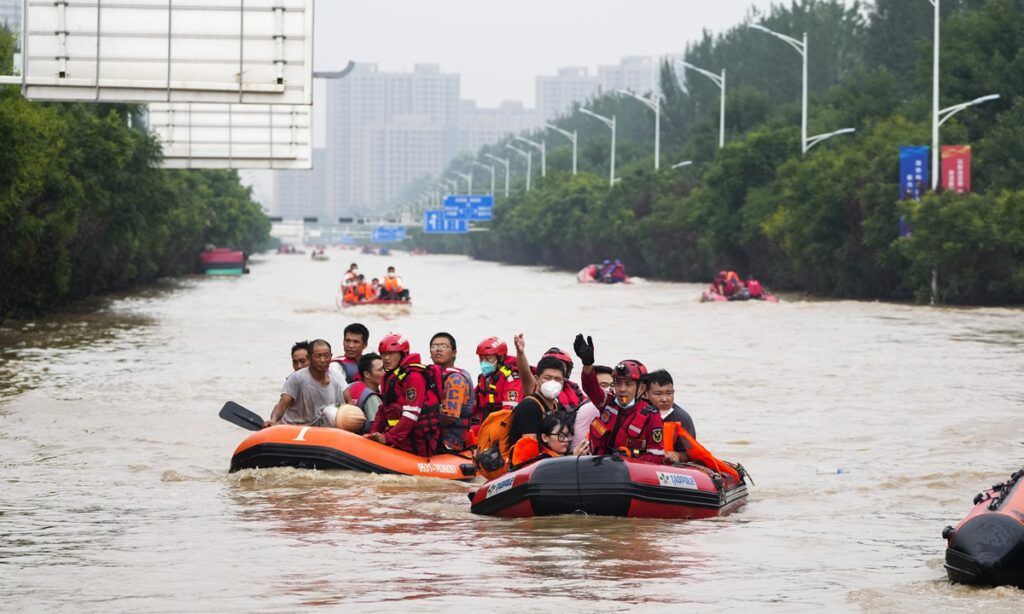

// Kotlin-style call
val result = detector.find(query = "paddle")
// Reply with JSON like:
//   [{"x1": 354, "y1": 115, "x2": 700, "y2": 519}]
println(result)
[{"x1": 219, "y1": 401, "x2": 265, "y2": 431}]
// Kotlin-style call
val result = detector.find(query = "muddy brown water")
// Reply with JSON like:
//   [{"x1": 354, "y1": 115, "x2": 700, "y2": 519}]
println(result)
[{"x1": 1, "y1": 252, "x2": 1023, "y2": 612}]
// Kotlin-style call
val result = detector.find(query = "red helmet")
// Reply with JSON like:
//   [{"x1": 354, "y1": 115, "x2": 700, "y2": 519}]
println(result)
[
  {"x1": 613, "y1": 359, "x2": 648, "y2": 382},
  {"x1": 543, "y1": 347, "x2": 573, "y2": 365},
  {"x1": 476, "y1": 337, "x2": 507, "y2": 358},
  {"x1": 378, "y1": 333, "x2": 410, "y2": 354}
]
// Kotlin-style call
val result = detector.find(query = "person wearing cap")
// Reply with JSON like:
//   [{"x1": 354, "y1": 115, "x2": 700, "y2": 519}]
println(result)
[
  {"x1": 473, "y1": 336, "x2": 522, "y2": 424},
  {"x1": 365, "y1": 334, "x2": 441, "y2": 455},
  {"x1": 573, "y1": 334, "x2": 665, "y2": 464}
]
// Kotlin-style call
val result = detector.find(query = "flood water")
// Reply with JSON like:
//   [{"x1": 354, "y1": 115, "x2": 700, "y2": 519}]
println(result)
[{"x1": 1, "y1": 251, "x2": 1023, "y2": 612}]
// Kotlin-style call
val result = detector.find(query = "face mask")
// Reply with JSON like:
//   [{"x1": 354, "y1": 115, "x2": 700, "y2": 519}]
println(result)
[
  {"x1": 540, "y1": 380, "x2": 563, "y2": 400},
  {"x1": 615, "y1": 395, "x2": 636, "y2": 409},
  {"x1": 480, "y1": 361, "x2": 496, "y2": 376}
]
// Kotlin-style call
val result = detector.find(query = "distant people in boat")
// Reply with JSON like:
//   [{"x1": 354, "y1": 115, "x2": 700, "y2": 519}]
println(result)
[
  {"x1": 509, "y1": 413, "x2": 589, "y2": 471},
  {"x1": 574, "y1": 334, "x2": 665, "y2": 464},
  {"x1": 369, "y1": 278, "x2": 383, "y2": 300},
  {"x1": 380, "y1": 266, "x2": 409, "y2": 301},
  {"x1": 474, "y1": 336, "x2": 523, "y2": 425},
  {"x1": 645, "y1": 369, "x2": 696, "y2": 464},
  {"x1": 745, "y1": 276, "x2": 765, "y2": 299},
  {"x1": 429, "y1": 332, "x2": 474, "y2": 452},
  {"x1": 714, "y1": 270, "x2": 745, "y2": 298},
  {"x1": 344, "y1": 352, "x2": 384, "y2": 430},
  {"x1": 290, "y1": 340, "x2": 312, "y2": 372},
  {"x1": 266, "y1": 339, "x2": 346, "y2": 428},
  {"x1": 570, "y1": 365, "x2": 614, "y2": 449},
  {"x1": 343, "y1": 263, "x2": 359, "y2": 283},
  {"x1": 364, "y1": 334, "x2": 442, "y2": 456},
  {"x1": 329, "y1": 322, "x2": 369, "y2": 384}
]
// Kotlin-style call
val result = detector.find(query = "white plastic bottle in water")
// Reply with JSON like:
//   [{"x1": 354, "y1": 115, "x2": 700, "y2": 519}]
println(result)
[{"x1": 816, "y1": 466, "x2": 850, "y2": 475}]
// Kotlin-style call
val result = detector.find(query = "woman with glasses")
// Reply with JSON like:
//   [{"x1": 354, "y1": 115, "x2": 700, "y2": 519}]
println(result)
[{"x1": 509, "y1": 414, "x2": 588, "y2": 471}]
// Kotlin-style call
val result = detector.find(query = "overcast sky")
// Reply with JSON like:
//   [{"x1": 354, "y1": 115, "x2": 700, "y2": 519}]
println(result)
[
  {"x1": 316, "y1": 0, "x2": 792, "y2": 107},
  {"x1": 248, "y1": 1, "x2": 819, "y2": 204}
]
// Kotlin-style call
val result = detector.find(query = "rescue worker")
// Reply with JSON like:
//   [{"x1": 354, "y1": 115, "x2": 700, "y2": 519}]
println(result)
[
  {"x1": 365, "y1": 334, "x2": 441, "y2": 456},
  {"x1": 609, "y1": 259, "x2": 627, "y2": 283},
  {"x1": 381, "y1": 266, "x2": 409, "y2": 300},
  {"x1": 570, "y1": 365, "x2": 613, "y2": 449},
  {"x1": 429, "y1": 332, "x2": 473, "y2": 452},
  {"x1": 369, "y1": 277, "x2": 383, "y2": 300},
  {"x1": 745, "y1": 276, "x2": 765, "y2": 299},
  {"x1": 344, "y1": 352, "x2": 384, "y2": 429},
  {"x1": 573, "y1": 334, "x2": 665, "y2": 464},
  {"x1": 329, "y1": 323, "x2": 369, "y2": 384},
  {"x1": 474, "y1": 336, "x2": 523, "y2": 425},
  {"x1": 355, "y1": 274, "x2": 374, "y2": 302}
]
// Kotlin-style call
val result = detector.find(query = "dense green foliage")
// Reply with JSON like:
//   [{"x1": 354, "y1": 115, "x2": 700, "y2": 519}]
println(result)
[
  {"x1": 412, "y1": 0, "x2": 1024, "y2": 304},
  {"x1": 0, "y1": 28, "x2": 271, "y2": 318}
]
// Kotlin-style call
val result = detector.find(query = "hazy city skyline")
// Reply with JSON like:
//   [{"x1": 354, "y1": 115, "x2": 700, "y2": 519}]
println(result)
[{"x1": 316, "y1": 1, "x2": 805, "y2": 107}]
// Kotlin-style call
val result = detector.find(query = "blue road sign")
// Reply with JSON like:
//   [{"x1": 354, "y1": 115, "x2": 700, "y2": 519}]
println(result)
[
  {"x1": 443, "y1": 195, "x2": 493, "y2": 221},
  {"x1": 423, "y1": 210, "x2": 468, "y2": 234},
  {"x1": 371, "y1": 226, "x2": 406, "y2": 242}
]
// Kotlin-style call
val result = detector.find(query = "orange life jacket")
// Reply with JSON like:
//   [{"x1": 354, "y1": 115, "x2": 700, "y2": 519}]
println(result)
[
  {"x1": 383, "y1": 276, "x2": 402, "y2": 292},
  {"x1": 343, "y1": 285, "x2": 360, "y2": 304},
  {"x1": 724, "y1": 271, "x2": 742, "y2": 286},
  {"x1": 509, "y1": 437, "x2": 559, "y2": 471},
  {"x1": 357, "y1": 282, "x2": 374, "y2": 300},
  {"x1": 663, "y1": 422, "x2": 740, "y2": 480}
]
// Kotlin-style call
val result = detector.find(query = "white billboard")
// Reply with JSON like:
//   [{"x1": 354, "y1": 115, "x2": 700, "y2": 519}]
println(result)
[
  {"x1": 149, "y1": 102, "x2": 312, "y2": 169},
  {"x1": 18, "y1": 0, "x2": 313, "y2": 104}
]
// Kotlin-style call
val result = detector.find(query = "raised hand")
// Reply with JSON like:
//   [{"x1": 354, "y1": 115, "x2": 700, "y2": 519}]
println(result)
[{"x1": 573, "y1": 333, "x2": 595, "y2": 366}]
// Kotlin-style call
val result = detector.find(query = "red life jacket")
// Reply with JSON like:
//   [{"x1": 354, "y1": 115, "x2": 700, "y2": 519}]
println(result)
[
  {"x1": 558, "y1": 380, "x2": 585, "y2": 411},
  {"x1": 589, "y1": 399, "x2": 657, "y2": 458},
  {"x1": 746, "y1": 279, "x2": 764, "y2": 298},
  {"x1": 380, "y1": 354, "x2": 441, "y2": 456}
]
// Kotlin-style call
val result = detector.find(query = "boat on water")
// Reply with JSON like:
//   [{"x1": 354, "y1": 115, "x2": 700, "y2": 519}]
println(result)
[
  {"x1": 943, "y1": 468, "x2": 1024, "y2": 588},
  {"x1": 198, "y1": 247, "x2": 247, "y2": 275},
  {"x1": 701, "y1": 284, "x2": 779, "y2": 303},
  {"x1": 230, "y1": 424, "x2": 477, "y2": 480},
  {"x1": 577, "y1": 264, "x2": 632, "y2": 284},
  {"x1": 469, "y1": 455, "x2": 748, "y2": 519}
]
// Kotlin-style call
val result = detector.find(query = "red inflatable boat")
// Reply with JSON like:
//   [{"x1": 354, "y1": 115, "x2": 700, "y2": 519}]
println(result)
[
  {"x1": 469, "y1": 455, "x2": 748, "y2": 519},
  {"x1": 943, "y1": 468, "x2": 1024, "y2": 588}
]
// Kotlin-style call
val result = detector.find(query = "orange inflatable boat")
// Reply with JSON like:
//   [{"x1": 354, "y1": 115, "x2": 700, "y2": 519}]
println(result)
[{"x1": 230, "y1": 425, "x2": 477, "y2": 481}]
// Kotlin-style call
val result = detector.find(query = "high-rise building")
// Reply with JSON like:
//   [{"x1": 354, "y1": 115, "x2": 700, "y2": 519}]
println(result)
[
  {"x1": 535, "y1": 67, "x2": 601, "y2": 122},
  {"x1": 457, "y1": 100, "x2": 539, "y2": 154},
  {"x1": 324, "y1": 63, "x2": 459, "y2": 216},
  {"x1": 598, "y1": 56, "x2": 661, "y2": 95},
  {"x1": 272, "y1": 148, "x2": 326, "y2": 219}
]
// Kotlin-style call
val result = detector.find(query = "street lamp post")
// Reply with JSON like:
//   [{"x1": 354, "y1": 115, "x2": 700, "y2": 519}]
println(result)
[
  {"x1": 618, "y1": 89, "x2": 660, "y2": 169},
  {"x1": 484, "y1": 154, "x2": 511, "y2": 198},
  {"x1": 452, "y1": 171, "x2": 472, "y2": 195},
  {"x1": 506, "y1": 144, "x2": 532, "y2": 192},
  {"x1": 672, "y1": 160, "x2": 693, "y2": 169},
  {"x1": 580, "y1": 107, "x2": 616, "y2": 186},
  {"x1": 444, "y1": 178, "x2": 457, "y2": 194},
  {"x1": 676, "y1": 60, "x2": 726, "y2": 148},
  {"x1": 751, "y1": 24, "x2": 856, "y2": 154},
  {"x1": 545, "y1": 123, "x2": 578, "y2": 175},
  {"x1": 930, "y1": 0, "x2": 940, "y2": 190},
  {"x1": 473, "y1": 161, "x2": 496, "y2": 196},
  {"x1": 514, "y1": 136, "x2": 546, "y2": 178}
]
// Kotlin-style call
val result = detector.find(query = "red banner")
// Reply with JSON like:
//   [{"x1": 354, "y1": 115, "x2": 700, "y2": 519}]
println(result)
[{"x1": 941, "y1": 145, "x2": 971, "y2": 193}]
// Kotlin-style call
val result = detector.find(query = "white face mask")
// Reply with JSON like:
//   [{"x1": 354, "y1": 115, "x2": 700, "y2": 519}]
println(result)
[{"x1": 540, "y1": 380, "x2": 563, "y2": 400}]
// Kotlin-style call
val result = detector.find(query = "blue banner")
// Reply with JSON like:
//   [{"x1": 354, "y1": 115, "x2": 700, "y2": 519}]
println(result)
[{"x1": 899, "y1": 146, "x2": 929, "y2": 201}]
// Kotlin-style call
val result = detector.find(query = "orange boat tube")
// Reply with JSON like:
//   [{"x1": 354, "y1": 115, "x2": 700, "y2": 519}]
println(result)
[{"x1": 230, "y1": 425, "x2": 477, "y2": 481}]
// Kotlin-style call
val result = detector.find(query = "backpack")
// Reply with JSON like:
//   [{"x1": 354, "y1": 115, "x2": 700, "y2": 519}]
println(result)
[{"x1": 475, "y1": 409, "x2": 513, "y2": 480}]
